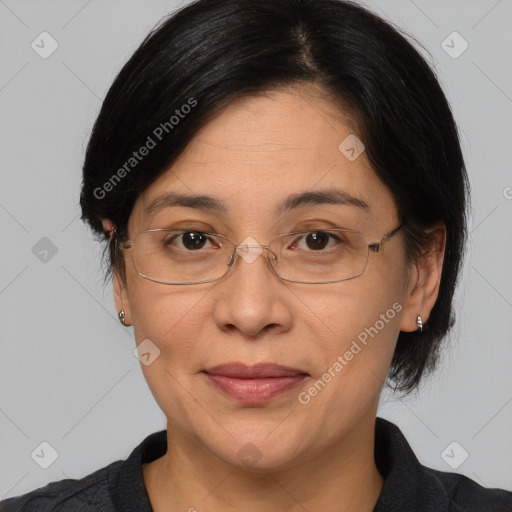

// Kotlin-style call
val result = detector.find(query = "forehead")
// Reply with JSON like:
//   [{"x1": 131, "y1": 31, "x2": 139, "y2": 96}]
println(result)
[
  {"x1": 130, "y1": 85, "x2": 397, "y2": 230},
  {"x1": 187, "y1": 85, "x2": 362, "y2": 166}
]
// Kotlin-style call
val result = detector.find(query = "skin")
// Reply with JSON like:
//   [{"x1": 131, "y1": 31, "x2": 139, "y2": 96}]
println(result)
[{"x1": 105, "y1": 84, "x2": 446, "y2": 512}]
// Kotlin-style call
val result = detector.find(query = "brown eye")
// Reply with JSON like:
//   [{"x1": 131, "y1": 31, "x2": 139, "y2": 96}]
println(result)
[
  {"x1": 181, "y1": 231, "x2": 208, "y2": 250},
  {"x1": 165, "y1": 231, "x2": 210, "y2": 251},
  {"x1": 304, "y1": 232, "x2": 330, "y2": 250},
  {"x1": 290, "y1": 231, "x2": 341, "y2": 251}
]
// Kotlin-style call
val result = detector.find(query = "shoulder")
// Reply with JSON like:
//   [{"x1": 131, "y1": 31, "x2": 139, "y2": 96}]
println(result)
[
  {"x1": 426, "y1": 466, "x2": 512, "y2": 512},
  {"x1": 0, "y1": 429, "x2": 165, "y2": 512},
  {"x1": 374, "y1": 417, "x2": 512, "y2": 512},
  {"x1": 0, "y1": 460, "x2": 123, "y2": 512}
]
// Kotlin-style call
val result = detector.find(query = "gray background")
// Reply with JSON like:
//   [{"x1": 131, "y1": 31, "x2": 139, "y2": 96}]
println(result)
[{"x1": 1, "y1": 0, "x2": 511, "y2": 500}]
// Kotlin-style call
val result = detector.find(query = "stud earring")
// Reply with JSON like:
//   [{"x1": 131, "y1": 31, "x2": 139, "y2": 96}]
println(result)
[
  {"x1": 416, "y1": 315, "x2": 423, "y2": 332},
  {"x1": 118, "y1": 310, "x2": 126, "y2": 326}
]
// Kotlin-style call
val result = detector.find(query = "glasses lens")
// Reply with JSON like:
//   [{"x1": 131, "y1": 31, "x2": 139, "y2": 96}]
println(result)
[
  {"x1": 269, "y1": 229, "x2": 369, "y2": 283},
  {"x1": 130, "y1": 228, "x2": 369, "y2": 285},
  {"x1": 132, "y1": 230, "x2": 230, "y2": 284}
]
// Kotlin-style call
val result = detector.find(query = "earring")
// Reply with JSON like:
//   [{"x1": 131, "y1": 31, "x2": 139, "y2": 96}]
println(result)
[
  {"x1": 118, "y1": 310, "x2": 126, "y2": 326},
  {"x1": 416, "y1": 315, "x2": 423, "y2": 332}
]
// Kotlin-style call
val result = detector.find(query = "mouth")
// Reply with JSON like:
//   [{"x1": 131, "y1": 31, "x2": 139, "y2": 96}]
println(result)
[
  {"x1": 202, "y1": 362, "x2": 309, "y2": 404},
  {"x1": 204, "y1": 362, "x2": 308, "y2": 378}
]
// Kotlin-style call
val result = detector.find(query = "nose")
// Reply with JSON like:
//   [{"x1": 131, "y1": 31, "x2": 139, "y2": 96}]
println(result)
[{"x1": 211, "y1": 240, "x2": 292, "y2": 338}]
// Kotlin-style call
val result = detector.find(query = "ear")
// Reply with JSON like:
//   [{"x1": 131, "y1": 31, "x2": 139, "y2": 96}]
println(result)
[
  {"x1": 102, "y1": 218, "x2": 132, "y2": 327},
  {"x1": 399, "y1": 223, "x2": 446, "y2": 333}
]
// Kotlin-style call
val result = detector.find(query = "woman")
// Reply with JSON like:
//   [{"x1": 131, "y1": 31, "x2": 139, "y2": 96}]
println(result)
[{"x1": 1, "y1": 0, "x2": 511, "y2": 510}]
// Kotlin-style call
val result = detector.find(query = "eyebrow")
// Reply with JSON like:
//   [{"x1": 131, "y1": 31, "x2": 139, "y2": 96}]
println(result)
[{"x1": 144, "y1": 188, "x2": 369, "y2": 218}]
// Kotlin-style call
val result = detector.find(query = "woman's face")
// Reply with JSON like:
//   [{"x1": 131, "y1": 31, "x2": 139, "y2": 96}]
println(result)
[{"x1": 115, "y1": 85, "x2": 418, "y2": 470}]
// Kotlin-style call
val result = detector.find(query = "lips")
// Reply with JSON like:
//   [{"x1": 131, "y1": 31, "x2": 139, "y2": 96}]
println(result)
[
  {"x1": 202, "y1": 362, "x2": 309, "y2": 404},
  {"x1": 204, "y1": 362, "x2": 308, "y2": 379}
]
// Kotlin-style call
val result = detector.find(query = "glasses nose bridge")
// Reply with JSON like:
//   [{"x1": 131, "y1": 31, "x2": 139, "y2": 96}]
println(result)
[{"x1": 226, "y1": 241, "x2": 276, "y2": 272}]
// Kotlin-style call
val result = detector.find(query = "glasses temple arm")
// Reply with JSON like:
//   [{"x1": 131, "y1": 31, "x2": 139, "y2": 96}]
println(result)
[{"x1": 369, "y1": 222, "x2": 407, "y2": 253}]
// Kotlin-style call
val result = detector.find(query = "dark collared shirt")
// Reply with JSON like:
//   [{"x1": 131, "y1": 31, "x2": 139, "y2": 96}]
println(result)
[{"x1": 1, "y1": 418, "x2": 511, "y2": 511}]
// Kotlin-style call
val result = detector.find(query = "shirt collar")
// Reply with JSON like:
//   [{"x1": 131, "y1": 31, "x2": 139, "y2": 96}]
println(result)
[
  {"x1": 112, "y1": 417, "x2": 449, "y2": 511},
  {"x1": 112, "y1": 429, "x2": 166, "y2": 511},
  {"x1": 373, "y1": 417, "x2": 449, "y2": 511}
]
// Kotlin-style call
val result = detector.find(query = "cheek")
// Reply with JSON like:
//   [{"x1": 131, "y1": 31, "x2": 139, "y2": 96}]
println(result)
[
  {"x1": 314, "y1": 290, "x2": 401, "y2": 380},
  {"x1": 301, "y1": 257, "x2": 406, "y2": 391},
  {"x1": 309, "y1": 266, "x2": 403, "y2": 345},
  {"x1": 129, "y1": 282, "x2": 210, "y2": 366},
  {"x1": 129, "y1": 287, "x2": 213, "y2": 425},
  {"x1": 295, "y1": 290, "x2": 402, "y2": 439}
]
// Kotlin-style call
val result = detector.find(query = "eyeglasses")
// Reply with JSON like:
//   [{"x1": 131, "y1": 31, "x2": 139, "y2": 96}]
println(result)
[{"x1": 119, "y1": 223, "x2": 406, "y2": 285}]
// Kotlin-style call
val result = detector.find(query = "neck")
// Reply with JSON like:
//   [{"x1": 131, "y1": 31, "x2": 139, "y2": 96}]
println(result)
[{"x1": 143, "y1": 410, "x2": 384, "y2": 512}]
